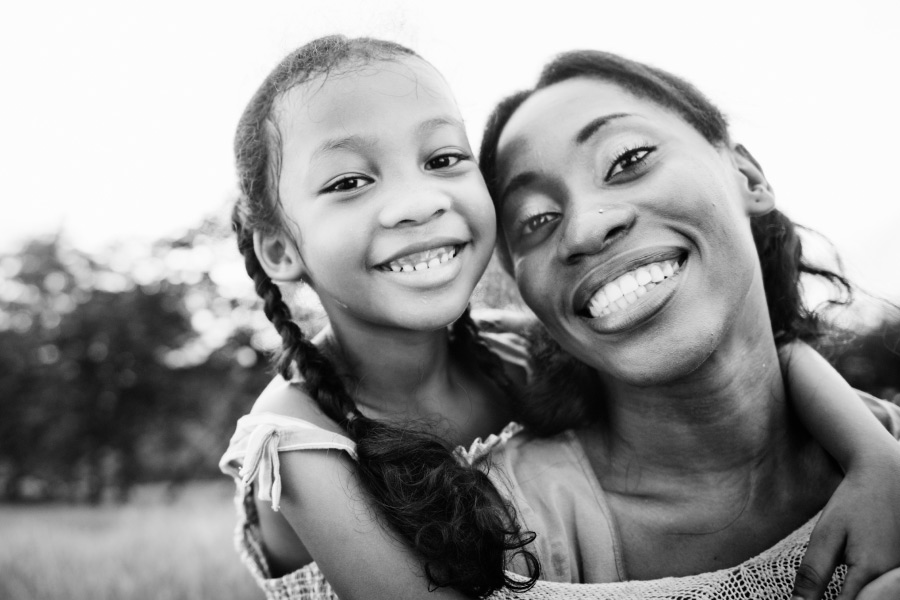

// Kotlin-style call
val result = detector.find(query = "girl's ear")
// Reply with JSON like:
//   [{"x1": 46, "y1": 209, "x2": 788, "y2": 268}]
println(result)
[
  {"x1": 253, "y1": 230, "x2": 307, "y2": 282},
  {"x1": 731, "y1": 143, "x2": 776, "y2": 216}
]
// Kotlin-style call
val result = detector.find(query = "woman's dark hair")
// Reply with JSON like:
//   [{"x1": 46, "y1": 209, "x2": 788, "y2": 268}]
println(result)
[
  {"x1": 232, "y1": 35, "x2": 537, "y2": 596},
  {"x1": 479, "y1": 50, "x2": 852, "y2": 435}
]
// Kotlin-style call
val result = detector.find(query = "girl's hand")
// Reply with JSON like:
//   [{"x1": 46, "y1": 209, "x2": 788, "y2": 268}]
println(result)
[
  {"x1": 856, "y1": 567, "x2": 900, "y2": 600},
  {"x1": 792, "y1": 454, "x2": 900, "y2": 600},
  {"x1": 780, "y1": 341, "x2": 900, "y2": 600}
]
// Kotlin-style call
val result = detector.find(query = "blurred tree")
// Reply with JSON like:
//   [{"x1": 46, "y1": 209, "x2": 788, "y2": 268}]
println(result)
[{"x1": 0, "y1": 220, "x2": 897, "y2": 504}]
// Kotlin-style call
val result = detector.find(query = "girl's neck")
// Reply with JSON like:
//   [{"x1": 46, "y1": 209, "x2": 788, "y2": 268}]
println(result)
[
  {"x1": 320, "y1": 319, "x2": 456, "y2": 417},
  {"x1": 317, "y1": 316, "x2": 512, "y2": 445}
]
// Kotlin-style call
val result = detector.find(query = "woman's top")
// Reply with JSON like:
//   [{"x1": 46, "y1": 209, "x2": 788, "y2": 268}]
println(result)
[
  {"x1": 221, "y1": 320, "x2": 900, "y2": 600},
  {"x1": 484, "y1": 391, "x2": 900, "y2": 600}
]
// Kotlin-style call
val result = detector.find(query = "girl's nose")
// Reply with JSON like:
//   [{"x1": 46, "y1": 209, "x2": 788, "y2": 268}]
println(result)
[
  {"x1": 377, "y1": 184, "x2": 452, "y2": 228},
  {"x1": 557, "y1": 202, "x2": 637, "y2": 264}
]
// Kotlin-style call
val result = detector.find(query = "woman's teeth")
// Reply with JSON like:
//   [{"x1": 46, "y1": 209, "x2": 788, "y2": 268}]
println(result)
[
  {"x1": 587, "y1": 258, "x2": 682, "y2": 318},
  {"x1": 381, "y1": 245, "x2": 459, "y2": 273}
]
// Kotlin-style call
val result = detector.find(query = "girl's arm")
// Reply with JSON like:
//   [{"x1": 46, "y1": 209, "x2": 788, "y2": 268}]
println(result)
[
  {"x1": 781, "y1": 342, "x2": 900, "y2": 600},
  {"x1": 277, "y1": 449, "x2": 471, "y2": 600},
  {"x1": 249, "y1": 382, "x2": 473, "y2": 600}
]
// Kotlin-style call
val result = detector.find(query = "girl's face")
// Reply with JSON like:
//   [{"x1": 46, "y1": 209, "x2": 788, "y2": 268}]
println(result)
[
  {"x1": 274, "y1": 57, "x2": 495, "y2": 332},
  {"x1": 494, "y1": 78, "x2": 770, "y2": 385}
]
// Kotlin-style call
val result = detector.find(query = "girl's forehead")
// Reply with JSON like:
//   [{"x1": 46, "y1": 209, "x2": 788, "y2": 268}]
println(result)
[{"x1": 278, "y1": 56, "x2": 452, "y2": 119}]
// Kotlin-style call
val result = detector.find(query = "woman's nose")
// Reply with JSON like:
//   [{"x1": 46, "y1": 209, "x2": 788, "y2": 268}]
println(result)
[
  {"x1": 557, "y1": 203, "x2": 637, "y2": 264},
  {"x1": 377, "y1": 183, "x2": 452, "y2": 228}
]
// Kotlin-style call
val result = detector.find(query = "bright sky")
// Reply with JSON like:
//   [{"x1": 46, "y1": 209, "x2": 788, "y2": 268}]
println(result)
[{"x1": 3, "y1": 0, "x2": 898, "y2": 304}]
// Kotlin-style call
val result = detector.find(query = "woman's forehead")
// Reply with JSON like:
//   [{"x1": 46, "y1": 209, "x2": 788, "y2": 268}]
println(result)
[{"x1": 496, "y1": 79, "x2": 672, "y2": 177}]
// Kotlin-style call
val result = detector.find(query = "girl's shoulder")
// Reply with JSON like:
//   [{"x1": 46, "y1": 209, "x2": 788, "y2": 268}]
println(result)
[
  {"x1": 219, "y1": 376, "x2": 357, "y2": 512},
  {"x1": 250, "y1": 375, "x2": 345, "y2": 436}
]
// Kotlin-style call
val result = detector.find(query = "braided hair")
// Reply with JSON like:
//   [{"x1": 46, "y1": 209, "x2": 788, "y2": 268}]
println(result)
[
  {"x1": 478, "y1": 50, "x2": 853, "y2": 434},
  {"x1": 232, "y1": 35, "x2": 538, "y2": 596}
]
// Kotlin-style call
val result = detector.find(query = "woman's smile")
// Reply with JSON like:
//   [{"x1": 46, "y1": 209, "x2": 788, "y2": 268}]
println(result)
[{"x1": 575, "y1": 249, "x2": 687, "y2": 334}]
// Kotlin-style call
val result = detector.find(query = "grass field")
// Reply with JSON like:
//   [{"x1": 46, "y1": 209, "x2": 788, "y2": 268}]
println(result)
[{"x1": 0, "y1": 481, "x2": 262, "y2": 600}]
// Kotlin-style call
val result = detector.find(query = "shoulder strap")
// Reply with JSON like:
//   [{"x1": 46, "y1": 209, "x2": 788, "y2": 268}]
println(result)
[{"x1": 219, "y1": 412, "x2": 357, "y2": 512}]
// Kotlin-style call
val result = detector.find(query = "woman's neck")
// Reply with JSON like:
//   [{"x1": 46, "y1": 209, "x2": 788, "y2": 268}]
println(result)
[{"x1": 600, "y1": 332, "x2": 789, "y2": 475}]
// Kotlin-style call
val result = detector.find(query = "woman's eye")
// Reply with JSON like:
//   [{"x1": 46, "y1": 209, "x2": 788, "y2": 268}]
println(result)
[
  {"x1": 425, "y1": 153, "x2": 466, "y2": 170},
  {"x1": 324, "y1": 176, "x2": 370, "y2": 193},
  {"x1": 522, "y1": 213, "x2": 559, "y2": 234},
  {"x1": 606, "y1": 147, "x2": 654, "y2": 179}
]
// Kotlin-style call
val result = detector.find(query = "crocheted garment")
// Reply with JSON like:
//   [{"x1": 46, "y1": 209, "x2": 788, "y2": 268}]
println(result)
[{"x1": 492, "y1": 515, "x2": 844, "y2": 599}]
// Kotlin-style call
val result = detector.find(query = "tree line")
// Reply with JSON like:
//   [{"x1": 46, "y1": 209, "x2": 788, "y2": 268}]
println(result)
[{"x1": 1, "y1": 227, "x2": 898, "y2": 503}]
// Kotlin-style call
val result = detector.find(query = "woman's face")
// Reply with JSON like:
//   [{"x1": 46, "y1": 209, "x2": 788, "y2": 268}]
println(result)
[{"x1": 494, "y1": 78, "x2": 771, "y2": 385}]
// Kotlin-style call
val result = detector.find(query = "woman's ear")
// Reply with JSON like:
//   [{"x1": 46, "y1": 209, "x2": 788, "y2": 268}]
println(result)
[
  {"x1": 253, "y1": 230, "x2": 307, "y2": 282},
  {"x1": 732, "y1": 143, "x2": 776, "y2": 216}
]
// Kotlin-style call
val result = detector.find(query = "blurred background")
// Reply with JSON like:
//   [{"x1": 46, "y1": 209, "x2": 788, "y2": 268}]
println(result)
[{"x1": 2, "y1": 1, "x2": 898, "y2": 598}]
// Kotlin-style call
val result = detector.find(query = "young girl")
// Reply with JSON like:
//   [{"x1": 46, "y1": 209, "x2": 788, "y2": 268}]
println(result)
[{"x1": 219, "y1": 36, "x2": 900, "y2": 600}]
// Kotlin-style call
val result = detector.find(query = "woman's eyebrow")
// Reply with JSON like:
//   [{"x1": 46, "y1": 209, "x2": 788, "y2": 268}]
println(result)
[
  {"x1": 498, "y1": 172, "x2": 538, "y2": 207},
  {"x1": 575, "y1": 113, "x2": 631, "y2": 145}
]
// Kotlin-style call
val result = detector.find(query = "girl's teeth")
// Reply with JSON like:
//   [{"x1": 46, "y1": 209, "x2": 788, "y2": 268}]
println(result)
[
  {"x1": 383, "y1": 245, "x2": 459, "y2": 273},
  {"x1": 586, "y1": 258, "x2": 683, "y2": 318}
]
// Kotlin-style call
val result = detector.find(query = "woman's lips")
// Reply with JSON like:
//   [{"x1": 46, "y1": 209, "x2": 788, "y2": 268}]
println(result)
[{"x1": 584, "y1": 256, "x2": 683, "y2": 318}]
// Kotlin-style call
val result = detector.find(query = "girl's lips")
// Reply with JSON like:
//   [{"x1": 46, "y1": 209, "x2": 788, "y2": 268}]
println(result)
[
  {"x1": 374, "y1": 237, "x2": 468, "y2": 269},
  {"x1": 376, "y1": 244, "x2": 462, "y2": 273}
]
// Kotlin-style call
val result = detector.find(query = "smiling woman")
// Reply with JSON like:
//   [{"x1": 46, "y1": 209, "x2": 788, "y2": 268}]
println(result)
[
  {"x1": 476, "y1": 49, "x2": 900, "y2": 597},
  {"x1": 218, "y1": 36, "x2": 900, "y2": 600}
]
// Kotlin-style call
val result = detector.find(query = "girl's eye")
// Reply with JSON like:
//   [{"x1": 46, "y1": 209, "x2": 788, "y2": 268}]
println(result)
[
  {"x1": 522, "y1": 212, "x2": 559, "y2": 235},
  {"x1": 606, "y1": 146, "x2": 655, "y2": 180},
  {"x1": 323, "y1": 175, "x2": 371, "y2": 193},
  {"x1": 425, "y1": 153, "x2": 467, "y2": 171}
]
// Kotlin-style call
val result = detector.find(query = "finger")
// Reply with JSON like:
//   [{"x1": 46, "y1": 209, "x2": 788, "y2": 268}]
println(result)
[
  {"x1": 855, "y1": 568, "x2": 900, "y2": 600},
  {"x1": 839, "y1": 565, "x2": 883, "y2": 600},
  {"x1": 793, "y1": 524, "x2": 844, "y2": 600}
]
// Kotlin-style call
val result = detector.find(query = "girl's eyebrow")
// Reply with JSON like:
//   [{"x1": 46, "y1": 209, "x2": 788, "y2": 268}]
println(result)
[
  {"x1": 417, "y1": 116, "x2": 466, "y2": 135},
  {"x1": 312, "y1": 117, "x2": 465, "y2": 161},
  {"x1": 312, "y1": 135, "x2": 377, "y2": 160}
]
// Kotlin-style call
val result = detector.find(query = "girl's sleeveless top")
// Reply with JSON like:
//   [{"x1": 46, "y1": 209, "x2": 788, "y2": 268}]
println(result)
[
  {"x1": 220, "y1": 331, "x2": 900, "y2": 600},
  {"x1": 218, "y1": 330, "x2": 530, "y2": 600}
]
